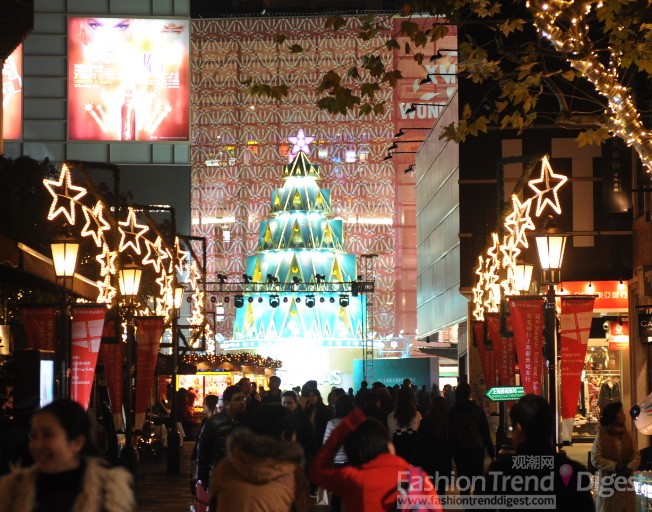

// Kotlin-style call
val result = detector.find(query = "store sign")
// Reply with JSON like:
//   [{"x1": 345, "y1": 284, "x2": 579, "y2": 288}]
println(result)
[
  {"x1": 639, "y1": 313, "x2": 652, "y2": 344},
  {"x1": 609, "y1": 319, "x2": 629, "y2": 351},
  {"x1": 486, "y1": 386, "x2": 524, "y2": 402},
  {"x1": 556, "y1": 281, "x2": 626, "y2": 310}
]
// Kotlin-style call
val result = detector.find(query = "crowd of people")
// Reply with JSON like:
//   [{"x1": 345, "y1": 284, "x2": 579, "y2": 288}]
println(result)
[{"x1": 0, "y1": 376, "x2": 645, "y2": 511}]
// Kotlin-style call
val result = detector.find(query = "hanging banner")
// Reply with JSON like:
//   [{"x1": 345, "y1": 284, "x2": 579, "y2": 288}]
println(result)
[
  {"x1": 99, "y1": 317, "x2": 124, "y2": 431},
  {"x1": 70, "y1": 305, "x2": 107, "y2": 410},
  {"x1": 20, "y1": 306, "x2": 57, "y2": 351},
  {"x1": 509, "y1": 297, "x2": 545, "y2": 395},
  {"x1": 472, "y1": 320, "x2": 496, "y2": 389},
  {"x1": 486, "y1": 313, "x2": 516, "y2": 387},
  {"x1": 560, "y1": 296, "x2": 595, "y2": 419},
  {"x1": 135, "y1": 316, "x2": 165, "y2": 430}
]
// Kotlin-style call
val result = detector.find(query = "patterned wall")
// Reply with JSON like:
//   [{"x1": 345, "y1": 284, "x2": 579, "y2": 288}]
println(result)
[{"x1": 190, "y1": 15, "x2": 456, "y2": 341}]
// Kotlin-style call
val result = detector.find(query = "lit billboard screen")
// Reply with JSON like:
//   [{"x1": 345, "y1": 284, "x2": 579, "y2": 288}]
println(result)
[
  {"x1": 3, "y1": 45, "x2": 22, "y2": 140},
  {"x1": 67, "y1": 17, "x2": 190, "y2": 141}
]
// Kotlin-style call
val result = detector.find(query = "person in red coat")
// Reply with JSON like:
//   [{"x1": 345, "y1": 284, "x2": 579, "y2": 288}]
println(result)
[{"x1": 311, "y1": 408, "x2": 441, "y2": 512}]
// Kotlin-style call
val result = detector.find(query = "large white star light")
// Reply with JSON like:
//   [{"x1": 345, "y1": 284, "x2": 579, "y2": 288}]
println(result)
[
  {"x1": 528, "y1": 156, "x2": 568, "y2": 217},
  {"x1": 288, "y1": 128, "x2": 315, "y2": 161}
]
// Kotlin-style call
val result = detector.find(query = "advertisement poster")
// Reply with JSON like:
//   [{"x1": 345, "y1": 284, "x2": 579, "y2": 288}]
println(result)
[
  {"x1": 3, "y1": 45, "x2": 22, "y2": 140},
  {"x1": 134, "y1": 316, "x2": 165, "y2": 430},
  {"x1": 67, "y1": 17, "x2": 190, "y2": 141},
  {"x1": 472, "y1": 320, "x2": 496, "y2": 389},
  {"x1": 509, "y1": 297, "x2": 545, "y2": 395},
  {"x1": 486, "y1": 313, "x2": 516, "y2": 387},
  {"x1": 559, "y1": 296, "x2": 595, "y2": 419},
  {"x1": 20, "y1": 306, "x2": 57, "y2": 351},
  {"x1": 70, "y1": 305, "x2": 107, "y2": 410}
]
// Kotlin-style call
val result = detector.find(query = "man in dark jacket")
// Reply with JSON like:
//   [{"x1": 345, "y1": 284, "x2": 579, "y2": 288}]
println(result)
[
  {"x1": 481, "y1": 394, "x2": 594, "y2": 511},
  {"x1": 448, "y1": 382, "x2": 495, "y2": 494},
  {"x1": 196, "y1": 385, "x2": 245, "y2": 487}
]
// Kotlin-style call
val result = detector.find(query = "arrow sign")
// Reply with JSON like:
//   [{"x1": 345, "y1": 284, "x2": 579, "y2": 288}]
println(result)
[{"x1": 486, "y1": 386, "x2": 524, "y2": 402}]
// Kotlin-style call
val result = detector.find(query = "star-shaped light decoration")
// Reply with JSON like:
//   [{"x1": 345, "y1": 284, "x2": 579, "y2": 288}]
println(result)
[
  {"x1": 142, "y1": 236, "x2": 167, "y2": 273},
  {"x1": 97, "y1": 273, "x2": 117, "y2": 304},
  {"x1": 504, "y1": 195, "x2": 535, "y2": 248},
  {"x1": 96, "y1": 243, "x2": 117, "y2": 277},
  {"x1": 81, "y1": 201, "x2": 111, "y2": 248},
  {"x1": 287, "y1": 128, "x2": 315, "y2": 161},
  {"x1": 174, "y1": 237, "x2": 190, "y2": 275},
  {"x1": 528, "y1": 155, "x2": 568, "y2": 217},
  {"x1": 43, "y1": 164, "x2": 87, "y2": 225},
  {"x1": 118, "y1": 208, "x2": 149, "y2": 255},
  {"x1": 499, "y1": 234, "x2": 521, "y2": 271}
]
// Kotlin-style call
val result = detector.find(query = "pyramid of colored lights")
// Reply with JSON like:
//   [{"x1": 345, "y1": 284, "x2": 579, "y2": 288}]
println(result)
[{"x1": 225, "y1": 151, "x2": 365, "y2": 349}]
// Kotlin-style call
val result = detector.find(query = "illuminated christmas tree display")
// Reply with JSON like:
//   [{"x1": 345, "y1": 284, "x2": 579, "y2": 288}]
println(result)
[{"x1": 224, "y1": 143, "x2": 365, "y2": 349}]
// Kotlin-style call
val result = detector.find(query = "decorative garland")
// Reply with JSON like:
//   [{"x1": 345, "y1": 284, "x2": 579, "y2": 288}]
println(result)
[{"x1": 182, "y1": 352, "x2": 282, "y2": 369}]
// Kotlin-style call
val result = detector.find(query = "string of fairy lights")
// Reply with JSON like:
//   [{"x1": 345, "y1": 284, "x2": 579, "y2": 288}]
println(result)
[
  {"x1": 471, "y1": 155, "x2": 568, "y2": 320},
  {"x1": 529, "y1": 0, "x2": 652, "y2": 172},
  {"x1": 182, "y1": 352, "x2": 282, "y2": 369},
  {"x1": 43, "y1": 164, "x2": 209, "y2": 347}
]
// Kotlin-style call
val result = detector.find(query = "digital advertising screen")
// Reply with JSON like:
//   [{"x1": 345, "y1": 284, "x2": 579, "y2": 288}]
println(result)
[
  {"x1": 67, "y1": 17, "x2": 190, "y2": 142},
  {"x1": 3, "y1": 45, "x2": 23, "y2": 140}
]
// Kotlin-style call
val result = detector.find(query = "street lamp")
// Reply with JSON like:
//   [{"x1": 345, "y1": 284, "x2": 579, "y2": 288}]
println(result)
[
  {"x1": 51, "y1": 231, "x2": 80, "y2": 399},
  {"x1": 167, "y1": 284, "x2": 184, "y2": 474},
  {"x1": 534, "y1": 216, "x2": 568, "y2": 449},
  {"x1": 118, "y1": 261, "x2": 142, "y2": 472},
  {"x1": 513, "y1": 261, "x2": 534, "y2": 294}
]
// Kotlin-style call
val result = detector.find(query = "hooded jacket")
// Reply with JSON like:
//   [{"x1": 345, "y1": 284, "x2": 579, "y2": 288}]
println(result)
[
  {"x1": 209, "y1": 428, "x2": 309, "y2": 512},
  {"x1": 0, "y1": 457, "x2": 134, "y2": 512}
]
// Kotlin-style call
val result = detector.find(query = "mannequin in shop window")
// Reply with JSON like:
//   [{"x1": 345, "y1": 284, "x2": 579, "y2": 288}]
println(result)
[{"x1": 599, "y1": 377, "x2": 621, "y2": 411}]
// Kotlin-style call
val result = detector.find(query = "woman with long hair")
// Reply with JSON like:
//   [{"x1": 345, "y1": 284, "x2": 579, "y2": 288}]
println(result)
[
  {"x1": 387, "y1": 387, "x2": 421, "y2": 463},
  {"x1": 414, "y1": 396, "x2": 452, "y2": 495},
  {"x1": 322, "y1": 395, "x2": 355, "y2": 512},
  {"x1": 591, "y1": 401, "x2": 640, "y2": 512},
  {"x1": 0, "y1": 398, "x2": 134, "y2": 512}
]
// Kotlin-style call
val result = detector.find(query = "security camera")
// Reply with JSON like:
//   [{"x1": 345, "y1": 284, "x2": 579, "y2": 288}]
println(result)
[{"x1": 603, "y1": 320, "x2": 610, "y2": 331}]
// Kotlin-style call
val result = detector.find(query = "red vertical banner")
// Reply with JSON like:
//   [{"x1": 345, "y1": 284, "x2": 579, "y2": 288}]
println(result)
[
  {"x1": 560, "y1": 296, "x2": 595, "y2": 419},
  {"x1": 99, "y1": 317, "x2": 124, "y2": 430},
  {"x1": 486, "y1": 313, "x2": 516, "y2": 387},
  {"x1": 70, "y1": 305, "x2": 107, "y2": 410},
  {"x1": 509, "y1": 297, "x2": 545, "y2": 395},
  {"x1": 473, "y1": 320, "x2": 496, "y2": 388},
  {"x1": 20, "y1": 306, "x2": 57, "y2": 351},
  {"x1": 135, "y1": 317, "x2": 164, "y2": 430}
]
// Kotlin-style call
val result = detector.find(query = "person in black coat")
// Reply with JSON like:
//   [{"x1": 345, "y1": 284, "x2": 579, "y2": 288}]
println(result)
[
  {"x1": 481, "y1": 394, "x2": 594, "y2": 511},
  {"x1": 304, "y1": 389, "x2": 332, "y2": 449},
  {"x1": 414, "y1": 396, "x2": 452, "y2": 495},
  {"x1": 448, "y1": 382, "x2": 495, "y2": 493},
  {"x1": 196, "y1": 385, "x2": 245, "y2": 489}
]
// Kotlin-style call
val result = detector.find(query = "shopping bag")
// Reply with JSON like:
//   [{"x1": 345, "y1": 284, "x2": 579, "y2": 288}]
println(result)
[
  {"x1": 193, "y1": 481, "x2": 210, "y2": 512},
  {"x1": 317, "y1": 487, "x2": 329, "y2": 505}
]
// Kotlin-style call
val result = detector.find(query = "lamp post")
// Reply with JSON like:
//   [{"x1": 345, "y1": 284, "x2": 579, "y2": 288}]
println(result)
[
  {"x1": 167, "y1": 284, "x2": 184, "y2": 474},
  {"x1": 118, "y1": 261, "x2": 142, "y2": 472},
  {"x1": 534, "y1": 216, "x2": 568, "y2": 449},
  {"x1": 50, "y1": 231, "x2": 80, "y2": 399}
]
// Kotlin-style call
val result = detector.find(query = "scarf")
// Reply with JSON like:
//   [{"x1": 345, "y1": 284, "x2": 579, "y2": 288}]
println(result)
[{"x1": 598, "y1": 424, "x2": 634, "y2": 467}]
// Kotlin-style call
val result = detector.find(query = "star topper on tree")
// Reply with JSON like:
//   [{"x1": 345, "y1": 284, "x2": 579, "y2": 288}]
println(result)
[{"x1": 287, "y1": 128, "x2": 315, "y2": 161}]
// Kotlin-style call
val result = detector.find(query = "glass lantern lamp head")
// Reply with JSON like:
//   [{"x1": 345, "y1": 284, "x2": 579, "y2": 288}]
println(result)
[
  {"x1": 174, "y1": 285, "x2": 184, "y2": 311},
  {"x1": 514, "y1": 261, "x2": 534, "y2": 294},
  {"x1": 119, "y1": 262, "x2": 142, "y2": 299},
  {"x1": 534, "y1": 216, "x2": 567, "y2": 285},
  {"x1": 51, "y1": 230, "x2": 80, "y2": 289}
]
